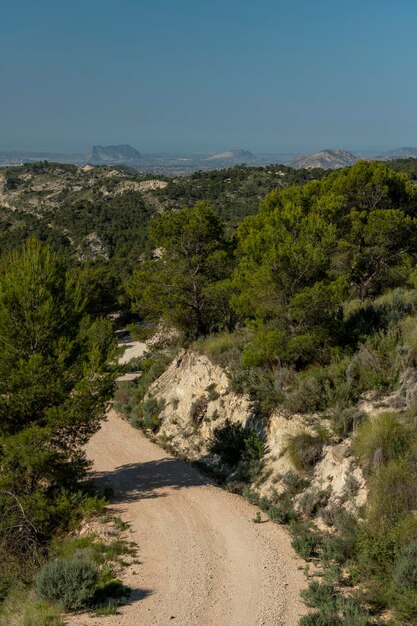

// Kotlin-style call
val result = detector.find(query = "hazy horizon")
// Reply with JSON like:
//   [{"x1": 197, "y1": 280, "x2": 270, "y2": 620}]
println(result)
[
  {"x1": 2, "y1": 0, "x2": 417, "y2": 154},
  {"x1": 0, "y1": 144, "x2": 415, "y2": 157}
]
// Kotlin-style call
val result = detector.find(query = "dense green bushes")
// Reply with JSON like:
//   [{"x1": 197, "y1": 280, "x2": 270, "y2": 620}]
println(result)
[
  {"x1": 210, "y1": 420, "x2": 265, "y2": 482},
  {"x1": 0, "y1": 240, "x2": 117, "y2": 604},
  {"x1": 127, "y1": 202, "x2": 235, "y2": 339}
]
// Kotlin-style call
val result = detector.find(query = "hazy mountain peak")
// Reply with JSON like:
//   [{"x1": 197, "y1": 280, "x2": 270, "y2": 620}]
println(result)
[
  {"x1": 380, "y1": 147, "x2": 417, "y2": 159},
  {"x1": 205, "y1": 149, "x2": 254, "y2": 162},
  {"x1": 87, "y1": 144, "x2": 142, "y2": 165},
  {"x1": 290, "y1": 148, "x2": 358, "y2": 170}
]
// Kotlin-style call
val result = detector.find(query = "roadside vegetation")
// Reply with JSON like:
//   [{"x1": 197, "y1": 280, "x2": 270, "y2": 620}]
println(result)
[
  {"x1": 4, "y1": 158, "x2": 417, "y2": 623},
  {"x1": 125, "y1": 160, "x2": 417, "y2": 624},
  {"x1": 0, "y1": 239, "x2": 127, "y2": 623}
]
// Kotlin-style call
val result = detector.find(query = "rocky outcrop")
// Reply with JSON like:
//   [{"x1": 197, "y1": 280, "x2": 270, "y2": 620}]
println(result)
[
  {"x1": 148, "y1": 350, "x2": 367, "y2": 524},
  {"x1": 86, "y1": 144, "x2": 142, "y2": 165},
  {"x1": 149, "y1": 350, "x2": 251, "y2": 458}
]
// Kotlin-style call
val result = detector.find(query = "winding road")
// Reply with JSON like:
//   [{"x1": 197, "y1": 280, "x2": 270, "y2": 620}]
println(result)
[{"x1": 77, "y1": 410, "x2": 307, "y2": 625}]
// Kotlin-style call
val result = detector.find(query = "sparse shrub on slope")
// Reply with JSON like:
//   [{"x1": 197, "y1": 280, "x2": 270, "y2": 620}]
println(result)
[
  {"x1": 0, "y1": 591, "x2": 64, "y2": 626},
  {"x1": 36, "y1": 557, "x2": 99, "y2": 611},
  {"x1": 132, "y1": 397, "x2": 166, "y2": 432},
  {"x1": 353, "y1": 412, "x2": 409, "y2": 471},
  {"x1": 193, "y1": 330, "x2": 245, "y2": 369},
  {"x1": 210, "y1": 420, "x2": 265, "y2": 482},
  {"x1": 366, "y1": 459, "x2": 417, "y2": 526},
  {"x1": 391, "y1": 541, "x2": 417, "y2": 623},
  {"x1": 393, "y1": 541, "x2": 417, "y2": 590},
  {"x1": 286, "y1": 430, "x2": 326, "y2": 473}
]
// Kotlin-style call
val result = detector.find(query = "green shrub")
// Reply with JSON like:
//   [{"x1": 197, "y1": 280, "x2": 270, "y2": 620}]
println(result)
[
  {"x1": 281, "y1": 470, "x2": 309, "y2": 496},
  {"x1": 205, "y1": 383, "x2": 220, "y2": 401},
  {"x1": 0, "y1": 588, "x2": 64, "y2": 626},
  {"x1": 189, "y1": 396, "x2": 208, "y2": 425},
  {"x1": 290, "y1": 520, "x2": 321, "y2": 560},
  {"x1": 338, "y1": 598, "x2": 370, "y2": 626},
  {"x1": 267, "y1": 498, "x2": 296, "y2": 524},
  {"x1": 132, "y1": 396, "x2": 165, "y2": 432},
  {"x1": 331, "y1": 407, "x2": 364, "y2": 438},
  {"x1": 53, "y1": 536, "x2": 115, "y2": 564},
  {"x1": 353, "y1": 412, "x2": 409, "y2": 471},
  {"x1": 343, "y1": 474, "x2": 360, "y2": 498},
  {"x1": 94, "y1": 603, "x2": 120, "y2": 616},
  {"x1": 94, "y1": 578, "x2": 130, "y2": 605},
  {"x1": 211, "y1": 421, "x2": 265, "y2": 483},
  {"x1": 299, "y1": 607, "x2": 339, "y2": 625},
  {"x1": 193, "y1": 331, "x2": 244, "y2": 368},
  {"x1": 286, "y1": 430, "x2": 325, "y2": 473},
  {"x1": 301, "y1": 580, "x2": 337, "y2": 608},
  {"x1": 36, "y1": 557, "x2": 98, "y2": 611},
  {"x1": 228, "y1": 365, "x2": 289, "y2": 419},
  {"x1": 284, "y1": 368, "x2": 329, "y2": 413},
  {"x1": 210, "y1": 421, "x2": 264, "y2": 466},
  {"x1": 299, "y1": 590, "x2": 370, "y2": 626},
  {"x1": 321, "y1": 531, "x2": 357, "y2": 565},
  {"x1": 348, "y1": 327, "x2": 401, "y2": 394},
  {"x1": 114, "y1": 352, "x2": 172, "y2": 423},
  {"x1": 299, "y1": 489, "x2": 330, "y2": 518},
  {"x1": 211, "y1": 421, "x2": 248, "y2": 466},
  {"x1": 366, "y1": 459, "x2": 417, "y2": 526},
  {"x1": 393, "y1": 590, "x2": 417, "y2": 624},
  {"x1": 20, "y1": 599, "x2": 63, "y2": 626},
  {"x1": 393, "y1": 541, "x2": 417, "y2": 589}
]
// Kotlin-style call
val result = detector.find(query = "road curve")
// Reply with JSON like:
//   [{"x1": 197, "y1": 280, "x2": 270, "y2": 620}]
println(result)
[{"x1": 76, "y1": 410, "x2": 307, "y2": 626}]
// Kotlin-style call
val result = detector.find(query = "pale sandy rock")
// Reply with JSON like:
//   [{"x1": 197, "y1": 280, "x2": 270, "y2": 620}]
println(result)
[
  {"x1": 77, "y1": 232, "x2": 109, "y2": 260},
  {"x1": 258, "y1": 411, "x2": 314, "y2": 497},
  {"x1": 148, "y1": 349, "x2": 368, "y2": 525},
  {"x1": 150, "y1": 350, "x2": 251, "y2": 458},
  {"x1": 306, "y1": 441, "x2": 367, "y2": 515}
]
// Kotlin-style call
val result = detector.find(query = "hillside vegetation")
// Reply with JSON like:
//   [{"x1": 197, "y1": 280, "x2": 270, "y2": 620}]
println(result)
[
  {"x1": 0, "y1": 240, "x2": 122, "y2": 622},
  {"x1": 0, "y1": 161, "x2": 325, "y2": 260},
  {"x1": 3, "y1": 158, "x2": 417, "y2": 623},
  {"x1": 126, "y1": 160, "x2": 417, "y2": 625}
]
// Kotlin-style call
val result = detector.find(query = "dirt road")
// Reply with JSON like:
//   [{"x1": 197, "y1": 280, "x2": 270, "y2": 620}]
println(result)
[{"x1": 79, "y1": 410, "x2": 307, "y2": 626}]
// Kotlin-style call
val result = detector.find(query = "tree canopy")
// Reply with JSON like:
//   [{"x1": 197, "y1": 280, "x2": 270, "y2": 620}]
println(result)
[
  {"x1": 0, "y1": 239, "x2": 117, "y2": 569},
  {"x1": 127, "y1": 201, "x2": 234, "y2": 338},
  {"x1": 232, "y1": 161, "x2": 417, "y2": 366}
]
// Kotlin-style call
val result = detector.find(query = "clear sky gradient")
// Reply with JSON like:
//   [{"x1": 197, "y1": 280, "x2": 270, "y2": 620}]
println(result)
[{"x1": 1, "y1": 0, "x2": 417, "y2": 153}]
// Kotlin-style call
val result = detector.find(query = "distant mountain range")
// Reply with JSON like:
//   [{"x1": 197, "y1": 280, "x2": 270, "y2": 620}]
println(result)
[
  {"x1": 86, "y1": 144, "x2": 143, "y2": 165},
  {"x1": 2, "y1": 144, "x2": 417, "y2": 174},
  {"x1": 377, "y1": 147, "x2": 417, "y2": 160},
  {"x1": 290, "y1": 149, "x2": 359, "y2": 170},
  {"x1": 289, "y1": 147, "x2": 417, "y2": 170},
  {"x1": 0, "y1": 146, "x2": 266, "y2": 174},
  {"x1": 205, "y1": 149, "x2": 255, "y2": 162}
]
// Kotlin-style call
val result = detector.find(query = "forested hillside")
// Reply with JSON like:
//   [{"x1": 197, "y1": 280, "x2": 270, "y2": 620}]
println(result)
[
  {"x1": 154, "y1": 164, "x2": 327, "y2": 225},
  {"x1": 386, "y1": 157, "x2": 417, "y2": 179},
  {"x1": 124, "y1": 160, "x2": 417, "y2": 625},
  {"x1": 0, "y1": 162, "x2": 164, "y2": 262},
  {"x1": 3, "y1": 158, "x2": 417, "y2": 624},
  {"x1": 0, "y1": 161, "x2": 325, "y2": 260}
]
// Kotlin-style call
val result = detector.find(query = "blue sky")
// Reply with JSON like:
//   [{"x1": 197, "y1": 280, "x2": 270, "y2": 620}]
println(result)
[{"x1": 1, "y1": 0, "x2": 417, "y2": 153}]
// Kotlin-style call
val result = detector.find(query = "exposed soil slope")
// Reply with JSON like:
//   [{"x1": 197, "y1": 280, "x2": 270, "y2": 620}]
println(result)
[{"x1": 76, "y1": 410, "x2": 306, "y2": 625}]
